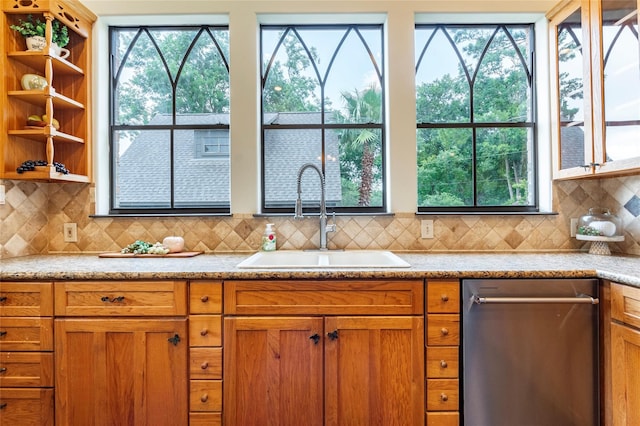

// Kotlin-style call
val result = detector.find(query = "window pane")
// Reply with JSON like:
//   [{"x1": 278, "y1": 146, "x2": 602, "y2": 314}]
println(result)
[
  {"x1": 114, "y1": 130, "x2": 171, "y2": 208},
  {"x1": 417, "y1": 128, "x2": 473, "y2": 207},
  {"x1": 476, "y1": 128, "x2": 534, "y2": 206},
  {"x1": 336, "y1": 127, "x2": 383, "y2": 207},
  {"x1": 174, "y1": 130, "x2": 229, "y2": 208}
]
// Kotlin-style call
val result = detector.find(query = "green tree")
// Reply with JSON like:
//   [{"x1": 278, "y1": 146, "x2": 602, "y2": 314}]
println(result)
[{"x1": 336, "y1": 85, "x2": 382, "y2": 206}]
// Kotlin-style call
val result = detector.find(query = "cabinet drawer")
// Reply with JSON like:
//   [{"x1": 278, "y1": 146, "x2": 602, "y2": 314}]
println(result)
[
  {"x1": 190, "y1": 347, "x2": 222, "y2": 379},
  {"x1": 612, "y1": 283, "x2": 640, "y2": 328},
  {"x1": 427, "y1": 314, "x2": 460, "y2": 346},
  {"x1": 0, "y1": 352, "x2": 53, "y2": 387},
  {"x1": 0, "y1": 283, "x2": 53, "y2": 317},
  {"x1": 225, "y1": 280, "x2": 424, "y2": 315},
  {"x1": 427, "y1": 281, "x2": 460, "y2": 313},
  {"x1": 426, "y1": 411, "x2": 459, "y2": 426},
  {"x1": 426, "y1": 347, "x2": 458, "y2": 379},
  {"x1": 190, "y1": 412, "x2": 222, "y2": 426},
  {"x1": 190, "y1": 380, "x2": 222, "y2": 412},
  {"x1": 0, "y1": 387, "x2": 54, "y2": 426},
  {"x1": 190, "y1": 281, "x2": 222, "y2": 314},
  {"x1": 189, "y1": 316, "x2": 222, "y2": 347},
  {"x1": 54, "y1": 281, "x2": 187, "y2": 316},
  {"x1": 426, "y1": 379, "x2": 459, "y2": 411},
  {"x1": 0, "y1": 318, "x2": 53, "y2": 351}
]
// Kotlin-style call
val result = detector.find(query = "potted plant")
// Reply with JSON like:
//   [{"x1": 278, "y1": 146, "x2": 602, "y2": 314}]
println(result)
[{"x1": 10, "y1": 15, "x2": 69, "y2": 56}]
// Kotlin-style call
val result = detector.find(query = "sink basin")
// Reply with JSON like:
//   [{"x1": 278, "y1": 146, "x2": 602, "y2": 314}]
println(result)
[{"x1": 236, "y1": 250, "x2": 410, "y2": 269}]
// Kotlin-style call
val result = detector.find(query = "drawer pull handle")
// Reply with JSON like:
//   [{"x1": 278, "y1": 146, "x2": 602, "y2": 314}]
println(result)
[
  {"x1": 200, "y1": 295, "x2": 209, "y2": 303},
  {"x1": 200, "y1": 362, "x2": 209, "y2": 370},
  {"x1": 200, "y1": 393, "x2": 209, "y2": 403},
  {"x1": 0, "y1": 367, "x2": 7, "y2": 373},
  {"x1": 167, "y1": 334, "x2": 181, "y2": 346},
  {"x1": 440, "y1": 393, "x2": 448, "y2": 402},
  {"x1": 440, "y1": 328, "x2": 449, "y2": 336},
  {"x1": 200, "y1": 329, "x2": 208, "y2": 336},
  {"x1": 327, "y1": 330, "x2": 339, "y2": 341},
  {"x1": 0, "y1": 331, "x2": 6, "y2": 337},
  {"x1": 0, "y1": 402, "x2": 6, "y2": 409},
  {"x1": 441, "y1": 295, "x2": 449, "y2": 302},
  {"x1": 0, "y1": 296, "x2": 7, "y2": 303},
  {"x1": 309, "y1": 333, "x2": 320, "y2": 344},
  {"x1": 440, "y1": 360, "x2": 448, "y2": 368},
  {"x1": 101, "y1": 296, "x2": 125, "y2": 303}
]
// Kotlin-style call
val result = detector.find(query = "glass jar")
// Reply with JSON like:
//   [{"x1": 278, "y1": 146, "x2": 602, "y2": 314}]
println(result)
[{"x1": 577, "y1": 208, "x2": 622, "y2": 238}]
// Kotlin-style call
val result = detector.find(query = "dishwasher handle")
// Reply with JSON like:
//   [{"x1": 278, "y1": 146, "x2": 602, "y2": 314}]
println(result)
[{"x1": 473, "y1": 295, "x2": 599, "y2": 305}]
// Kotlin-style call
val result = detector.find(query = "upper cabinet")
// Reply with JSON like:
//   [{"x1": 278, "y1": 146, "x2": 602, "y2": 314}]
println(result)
[
  {"x1": 549, "y1": 0, "x2": 640, "y2": 179},
  {"x1": 1, "y1": 0, "x2": 96, "y2": 182}
]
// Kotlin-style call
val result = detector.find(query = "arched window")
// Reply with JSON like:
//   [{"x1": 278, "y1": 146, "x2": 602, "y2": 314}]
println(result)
[{"x1": 415, "y1": 24, "x2": 537, "y2": 212}]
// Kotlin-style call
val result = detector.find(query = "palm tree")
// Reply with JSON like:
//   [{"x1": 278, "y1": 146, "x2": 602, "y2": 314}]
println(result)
[{"x1": 338, "y1": 85, "x2": 381, "y2": 206}]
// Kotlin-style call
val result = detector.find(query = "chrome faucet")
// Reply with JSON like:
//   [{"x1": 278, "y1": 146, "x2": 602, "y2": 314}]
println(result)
[{"x1": 294, "y1": 163, "x2": 336, "y2": 250}]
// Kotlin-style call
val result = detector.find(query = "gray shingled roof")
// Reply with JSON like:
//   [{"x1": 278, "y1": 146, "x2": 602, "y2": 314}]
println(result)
[
  {"x1": 116, "y1": 112, "x2": 342, "y2": 208},
  {"x1": 560, "y1": 126, "x2": 585, "y2": 170}
]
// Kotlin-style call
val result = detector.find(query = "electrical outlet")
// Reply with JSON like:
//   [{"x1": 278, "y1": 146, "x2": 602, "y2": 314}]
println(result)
[
  {"x1": 570, "y1": 218, "x2": 578, "y2": 237},
  {"x1": 64, "y1": 223, "x2": 78, "y2": 242},
  {"x1": 0, "y1": 184, "x2": 5, "y2": 205},
  {"x1": 421, "y1": 219, "x2": 434, "y2": 239}
]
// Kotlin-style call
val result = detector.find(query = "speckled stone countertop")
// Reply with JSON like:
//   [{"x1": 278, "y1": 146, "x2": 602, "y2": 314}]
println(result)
[{"x1": 1, "y1": 252, "x2": 639, "y2": 288}]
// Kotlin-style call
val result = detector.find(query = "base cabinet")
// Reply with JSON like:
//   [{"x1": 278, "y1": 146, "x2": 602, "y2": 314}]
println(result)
[
  {"x1": 223, "y1": 280, "x2": 425, "y2": 426},
  {"x1": 611, "y1": 282, "x2": 640, "y2": 426}
]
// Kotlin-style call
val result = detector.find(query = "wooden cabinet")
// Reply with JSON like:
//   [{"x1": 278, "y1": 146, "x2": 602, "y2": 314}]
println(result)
[
  {"x1": 0, "y1": 282, "x2": 54, "y2": 426},
  {"x1": 425, "y1": 280, "x2": 460, "y2": 426},
  {"x1": 610, "y1": 282, "x2": 640, "y2": 426},
  {"x1": 54, "y1": 280, "x2": 189, "y2": 426},
  {"x1": 1, "y1": 0, "x2": 96, "y2": 182},
  {"x1": 549, "y1": 0, "x2": 640, "y2": 179},
  {"x1": 223, "y1": 280, "x2": 424, "y2": 426},
  {"x1": 188, "y1": 281, "x2": 223, "y2": 426}
]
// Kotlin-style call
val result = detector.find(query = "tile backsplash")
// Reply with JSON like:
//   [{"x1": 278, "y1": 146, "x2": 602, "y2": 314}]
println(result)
[{"x1": 2, "y1": 176, "x2": 640, "y2": 259}]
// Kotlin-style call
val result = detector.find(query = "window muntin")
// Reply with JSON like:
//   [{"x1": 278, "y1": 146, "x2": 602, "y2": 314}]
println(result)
[
  {"x1": 109, "y1": 26, "x2": 230, "y2": 214},
  {"x1": 261, "y1": 24, "x2": 386, "y2": 214},
  {"x1": 415, "y1": 24, "x2": 537, "y2": 212}
]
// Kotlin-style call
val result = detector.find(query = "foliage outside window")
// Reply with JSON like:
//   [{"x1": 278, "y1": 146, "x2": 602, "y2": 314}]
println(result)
[
  {"x1": 415, "y1": 24, "x2": 537, "y2": 212},
  {"x1": 109, "y1": 26, "x2": 230, "y2": 213},
  {"x1": 261, "y1": 24, "x2": 386, "y2": 213}
]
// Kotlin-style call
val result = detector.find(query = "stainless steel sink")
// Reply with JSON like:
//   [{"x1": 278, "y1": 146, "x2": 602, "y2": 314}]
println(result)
[{"x1": 236, "y1": 250, "x2": 410, "y2": 269}]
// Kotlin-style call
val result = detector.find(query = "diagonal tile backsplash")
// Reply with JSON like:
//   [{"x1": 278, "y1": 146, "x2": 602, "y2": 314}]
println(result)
[{"x1": 1, "y1": 175, "x2": 640, "y2": 258}]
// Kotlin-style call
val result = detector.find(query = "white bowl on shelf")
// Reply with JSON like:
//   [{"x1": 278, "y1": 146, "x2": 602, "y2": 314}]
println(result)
[{"x1": 21, "y1": 74, "x2": 47, "y2": 90}]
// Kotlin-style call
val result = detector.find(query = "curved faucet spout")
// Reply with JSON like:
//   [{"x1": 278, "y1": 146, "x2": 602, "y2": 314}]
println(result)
[{"x1": 294, "y1": 163, "x2": 336, "y2": 250}]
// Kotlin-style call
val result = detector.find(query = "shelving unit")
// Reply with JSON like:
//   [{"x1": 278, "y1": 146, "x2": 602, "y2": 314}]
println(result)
[{"x1": 1, "y1": 0, "x2": 96, "y2": 183}]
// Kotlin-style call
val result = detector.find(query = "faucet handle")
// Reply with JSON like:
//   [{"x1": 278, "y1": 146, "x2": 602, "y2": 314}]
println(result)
[{"x1": 327, "y1": 212, "x2": 337, "y2": 233}]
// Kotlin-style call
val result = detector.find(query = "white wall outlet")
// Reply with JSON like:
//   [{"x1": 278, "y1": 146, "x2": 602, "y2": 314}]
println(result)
[
  {"x1": 64, "y1": 223, "x2": 78, "y2": 242},
  {"x1": 0, "y1": 184, "x2": 5, "y2": 205},
  {"x1": 570, "y1": 218, "x2": 578, "y2": 237},
  {"x1": 421, "y1": 219, "x2": 434, "y2": 239}
]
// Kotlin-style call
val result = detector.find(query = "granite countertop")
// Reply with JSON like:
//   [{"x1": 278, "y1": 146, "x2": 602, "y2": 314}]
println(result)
[{"x1": 1, "y1": 252, "x2": 639, "y2": 288}]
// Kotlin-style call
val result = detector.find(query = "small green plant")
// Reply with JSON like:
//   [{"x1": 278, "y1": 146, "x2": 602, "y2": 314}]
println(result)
[{"x1": 9, "y1": 15, "x2": 69, "y2": 48}]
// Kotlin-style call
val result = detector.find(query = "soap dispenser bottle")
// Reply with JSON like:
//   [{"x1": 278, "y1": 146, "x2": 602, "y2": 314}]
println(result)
[{"x1": 262, "y1": 223, "x2": 276, "y2": 251}]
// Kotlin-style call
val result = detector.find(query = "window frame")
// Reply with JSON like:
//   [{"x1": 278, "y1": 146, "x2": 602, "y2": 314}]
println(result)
[
  {"x1": 259, "y1": 23, "x2": 388, "y2": 215},
  {"x1": 415, "y1": 22, "x2": 539, "y2": 214},
  {"x1": 108, "y1": 24, "x2": 230, "y2": 216}
]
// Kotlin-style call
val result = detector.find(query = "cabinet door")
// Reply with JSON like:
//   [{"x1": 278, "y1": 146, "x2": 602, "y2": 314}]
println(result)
[
  {"x1": 54, "y1": 318, "x2": 188, "y2": 426},
  {"x1": 324, "y1": 316, "x2": 424, "y2": 426},
  {"x1": 595, "y1": 0, "x2": 640, "y2": 175},
  {"x1": 611, "y1": 322, "x2": 640, "y2": 426},
  {"x1": 223, "y1": 317, "x2": 324, "y2": 426}
]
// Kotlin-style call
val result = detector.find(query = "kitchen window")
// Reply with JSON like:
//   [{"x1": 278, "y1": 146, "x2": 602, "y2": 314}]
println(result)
[
  {"x1": 415, "y1": 23, "x2": 538, "y2": 212},
  {"x1": 109, "y1": 25, "x2": 230, "y2": 214},
  {"x1": 260, "y1": 24, "x2": 386, "y2": 214}
]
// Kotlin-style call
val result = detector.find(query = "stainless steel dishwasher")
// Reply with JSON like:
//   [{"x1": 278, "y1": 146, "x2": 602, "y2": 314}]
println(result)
[{"x1": 462, "y1": 278, "x2": 599, "y2": 426}]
